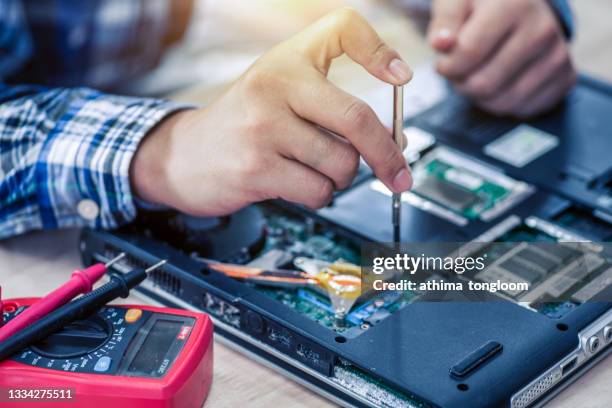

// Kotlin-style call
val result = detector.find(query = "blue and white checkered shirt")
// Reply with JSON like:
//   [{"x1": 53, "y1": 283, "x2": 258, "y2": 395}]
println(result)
[
  {"x1": 0, "y1": 0, "x2": 185, "y2": 239},
  {"x1": 0, "y1": 0, "x2": 575, "y2": 240}
]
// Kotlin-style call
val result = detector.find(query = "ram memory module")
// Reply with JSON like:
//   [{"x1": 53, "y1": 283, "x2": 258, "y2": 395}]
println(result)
[{"x1": 411, "y1": 147, "x2": 534, "y2": 221}]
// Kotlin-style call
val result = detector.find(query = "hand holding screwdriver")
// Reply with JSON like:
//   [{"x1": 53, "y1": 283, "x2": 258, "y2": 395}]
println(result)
[{"x1": 131, "y1": 9, "x2": 413, "y2": 217}]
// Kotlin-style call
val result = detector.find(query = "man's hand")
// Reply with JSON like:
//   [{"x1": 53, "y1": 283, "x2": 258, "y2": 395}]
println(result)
[
  {"x1": 131, "y1": 8, "x2": 413, "y2": 217},
  {"x1": 428, "y1": 0, "x2": 576, "y2": 118}
]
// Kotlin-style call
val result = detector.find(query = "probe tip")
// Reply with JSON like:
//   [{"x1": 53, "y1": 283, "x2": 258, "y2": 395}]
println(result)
[
  {"x1": 105, "y1": 252, "x2": 126, "y2": 268},
  {"x1": 145, "y1": 260, "x2": 167, "y2": 273}
]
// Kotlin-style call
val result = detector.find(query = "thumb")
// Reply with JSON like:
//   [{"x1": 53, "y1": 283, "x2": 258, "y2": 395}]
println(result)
[
  {"x1": 428, "y1": 0, "x2": 471, "y2": 52},
  {"x1": 289, "y1": 8, "x2": 413, "y2": 85}
]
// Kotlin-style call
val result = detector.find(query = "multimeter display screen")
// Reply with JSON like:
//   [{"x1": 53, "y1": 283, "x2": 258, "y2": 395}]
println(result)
[{"x1": 128, "y1": 319, "x2": 182, "y2": 376}]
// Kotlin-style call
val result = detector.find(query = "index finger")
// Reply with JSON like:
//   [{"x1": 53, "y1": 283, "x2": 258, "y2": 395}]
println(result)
[{"x1": 284, "y1": 8, "x2": 413, "y2": 192}]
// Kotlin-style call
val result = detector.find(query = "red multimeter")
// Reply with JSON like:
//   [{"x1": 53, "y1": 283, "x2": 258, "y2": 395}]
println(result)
[{"x1": 0, "y1": 298, "x2": 213, "y2": 408}]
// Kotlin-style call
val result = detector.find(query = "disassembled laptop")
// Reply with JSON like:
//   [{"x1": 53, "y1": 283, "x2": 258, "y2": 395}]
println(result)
[{"x1": 80, "y1": 76, "x2": 612, "y2": 408}]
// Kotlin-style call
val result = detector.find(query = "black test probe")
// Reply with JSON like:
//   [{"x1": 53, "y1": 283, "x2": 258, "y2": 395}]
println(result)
[{"x1": 0, "y1": 260, "x2": 166, "y2": 360}]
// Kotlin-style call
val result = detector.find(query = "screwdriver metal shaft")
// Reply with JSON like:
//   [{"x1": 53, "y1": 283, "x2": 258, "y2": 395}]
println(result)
[{"x1": 392, "y1": 85, "x2": 405, "y2": 244}]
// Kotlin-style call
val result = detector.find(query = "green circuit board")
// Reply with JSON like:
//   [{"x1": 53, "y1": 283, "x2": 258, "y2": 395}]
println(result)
[
  {"x1": 263, "y1": 211, "x2": 360, "y2": 264},
  {"x1": 259, "y1": 286, "x2": 416, "y2": 335},
  {"x1": 260, "y1": 287, "x2": 346, "y2": 331},
  {"x1": 412, "y1": 158, "x2": 510, "y2": 220},
  {"x1": 253, "y1": 208, "x2": 418, "y2": 335}
]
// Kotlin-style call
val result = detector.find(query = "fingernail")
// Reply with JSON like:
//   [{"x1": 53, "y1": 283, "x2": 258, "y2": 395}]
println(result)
[
  {"x1": 431, "y1": 28, "x2": 455, "y2": 51},
  {"x1": 437, "y1": 28, "x2": 452, "y2": 40},
  {"x1": 388, "y1": 58, "x2": 412, "y2": 83},
  {"x1": 392, "y1": 167, "x2": 412, "y2": 192}
]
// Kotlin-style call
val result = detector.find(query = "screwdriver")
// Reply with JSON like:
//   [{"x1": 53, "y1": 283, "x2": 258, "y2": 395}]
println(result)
[
  {"x1": 392, "y1": 85, "x2": 405, "y2": 244},
  {"x1": 0, "y1": 259, "x2": 166, "y2": 361},
  {"x1": 0, "y1": 253, "x2": 126, "y2": 344}
]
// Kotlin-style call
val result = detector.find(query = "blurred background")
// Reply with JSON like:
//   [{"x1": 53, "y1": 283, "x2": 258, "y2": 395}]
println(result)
[{"x1": 125, "y1": 0, "x2": 612, "y2": 107}]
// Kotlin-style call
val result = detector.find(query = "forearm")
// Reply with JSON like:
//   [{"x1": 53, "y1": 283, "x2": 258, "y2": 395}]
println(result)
[{"x1": 0, "y1": 84, "x2": 185, "y2": 239}]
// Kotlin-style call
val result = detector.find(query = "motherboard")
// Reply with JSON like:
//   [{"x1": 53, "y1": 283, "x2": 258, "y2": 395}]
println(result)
[{"x1": 224, "y1": 208, "x2": 419, "y2": 337}]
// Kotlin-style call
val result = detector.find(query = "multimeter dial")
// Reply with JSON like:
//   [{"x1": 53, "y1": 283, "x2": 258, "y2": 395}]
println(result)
[
  {"x1": 31, "y1": 315, "x2": 112, "y2": 359},
  {"x1": 6, "y1": 306, "x2": 195, "y2": 378}
]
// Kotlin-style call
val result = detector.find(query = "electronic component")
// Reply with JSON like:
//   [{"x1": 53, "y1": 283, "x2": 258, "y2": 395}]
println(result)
[
  {"x1": 207, "y1": 258, "x2": 364, "y2": 324},
  {"x1": 137, "y1": 206, "x2": 266, "y2": 262},
  {"x1": 402, "y1": 126, "x2": 436, "y2": 163},
  {"x1": 463, "y1": 216, "x2": 612, "y2": 317},
  {"x1": 263, "y1": 212, "x2": 360, "y2": 264},
  {"x1": 140, "y1": 205, "x2": 411, "y2": 334},
  {"x1": 366, "y1": 146, "x2": 534, "y2": 227},
  {"x1": 260, "y1": 287, "x2": 415, "y2": 336},
  {"x1": 571, "y1": 267, "x2": 612, "y2": 302},
  {"x1": 411, "y1": 147, "x2": 533, "y2": 221},
  {"x1": 80, "y1": 201, "x2": 612, "y2": 407},
  {"x1": 484, "y1": 124, "x2": 559, "y2": 168},
  {"x1": 77, "y1": 75, "x2": 612, "y2": 408},
  {"x1": 553, "y1": 205, "x2": 612, "y2": 241},
  {"x1": 532, "y1": 299, "x2": 578, "y2": 319},
  {"x1": 0, "y1": 298, "x2": 213, "y2": 408}
]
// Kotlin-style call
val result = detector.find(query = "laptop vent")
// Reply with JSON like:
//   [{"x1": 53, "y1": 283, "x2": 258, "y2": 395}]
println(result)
[
  {"x1": 150, "y1": 269, "x2": 182, "y2": 297},
  {"x1": 102, "y1": 244, "x2": 147, "y2": 270},
  {"x1": 101, "y1": 244, "x2": 182, "y2": 296},
  {"x1": 511, "y1": 369, "x2": 561, "y2": 408}
]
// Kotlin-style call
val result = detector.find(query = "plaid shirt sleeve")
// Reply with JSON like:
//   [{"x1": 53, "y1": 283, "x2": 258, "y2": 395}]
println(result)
[{"x1": 0, "y1": 84, "x2": 185, "y2": 239}]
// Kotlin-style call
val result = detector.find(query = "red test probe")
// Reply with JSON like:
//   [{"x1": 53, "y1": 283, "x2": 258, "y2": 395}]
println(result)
[
  {"x1": 0, "y1": 286, "x2": 3, "y2": 328},
  {"x1": 0, "y1": 253, "x2": 125, "y2": 343}
]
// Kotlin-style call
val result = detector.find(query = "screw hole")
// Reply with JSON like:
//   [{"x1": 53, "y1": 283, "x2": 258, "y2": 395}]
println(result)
[
  {"x1": 557, "y1": 323, "x2": 569, "y2": 332},
  {"x1": 335, "y1": 336, "x2": 347, "y2": 343},
  {"x1": 457, "y1": 383, "x2": 469, "y2": 391}
]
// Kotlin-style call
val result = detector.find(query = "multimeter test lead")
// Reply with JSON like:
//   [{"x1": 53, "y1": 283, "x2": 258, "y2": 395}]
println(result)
[
  {"x1": 392, "y1": 84, "x2": 405, "y2": 244},
  {"x1": 0, "y1": 286, "x2": 3, "y2": 328},
  {"x1": 0, "y1": 259, "x2": 166, "y2": 361},
  {"x1": 0, "y1": 252, "x2": 126, "y2": 344}
]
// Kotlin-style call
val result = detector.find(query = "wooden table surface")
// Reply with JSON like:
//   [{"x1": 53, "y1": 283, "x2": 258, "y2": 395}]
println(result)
[{"x1": 1, "y1": 0, "x2": 610, "y2": 407}]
